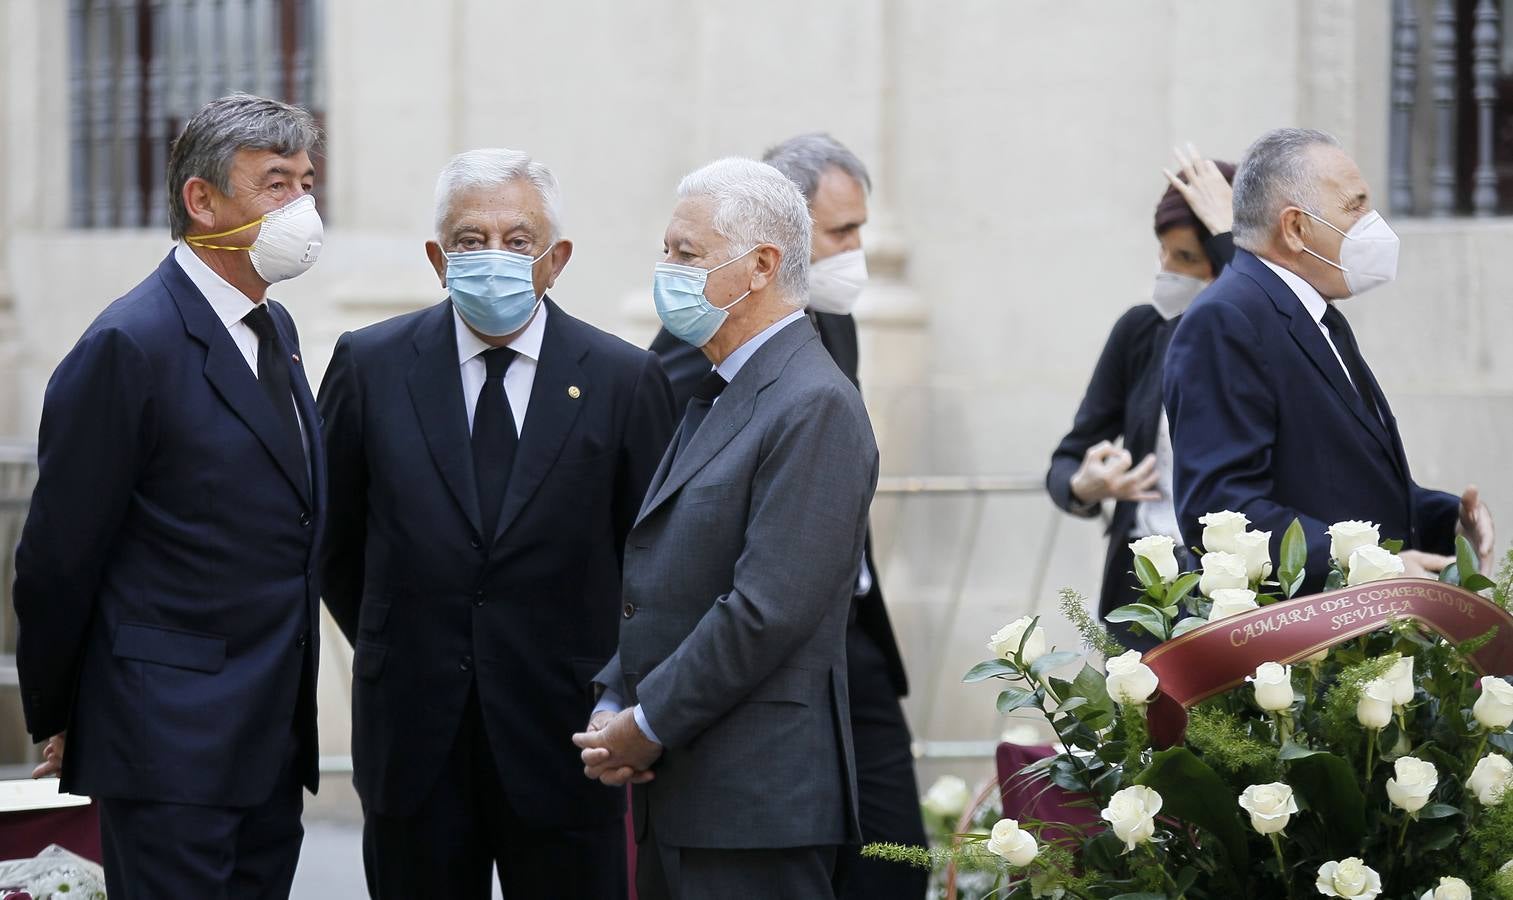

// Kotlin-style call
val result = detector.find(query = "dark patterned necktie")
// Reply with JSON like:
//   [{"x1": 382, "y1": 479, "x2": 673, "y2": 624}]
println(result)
[
  {"x1": 672, "y1": 370, "x2": 727, "y2": 462},
  {"x1": 473, "y1": 346, "x2": 519, "y2": 537}
]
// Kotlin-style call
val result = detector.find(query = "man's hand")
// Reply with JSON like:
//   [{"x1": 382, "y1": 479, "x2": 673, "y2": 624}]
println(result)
[
  {"x1": 572, "y1": 709, "x2": 661, "y2": 787},
  {"x1": 1400, "y1": 550, "x2": 1454, "y2": 579},
  {"x1": 31, "y1": 732, "x2": 65, "y2": 779},
  {"x1": 1458, "y1": 485, "x2": 1496, "y2": 573},
  {"x1": 1070, "y1": 441, "x2": 1160, "y2": 505},
  {"x1": 1163, "y1": 143, "x2": 1234, "y2": 236}
]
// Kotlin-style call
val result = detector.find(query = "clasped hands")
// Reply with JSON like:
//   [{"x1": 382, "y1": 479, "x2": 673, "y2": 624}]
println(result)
[{"x1": 572, "y1": 709, "x2": 661, "y2": 787}]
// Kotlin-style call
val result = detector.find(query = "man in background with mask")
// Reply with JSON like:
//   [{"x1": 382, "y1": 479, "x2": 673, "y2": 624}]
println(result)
[
  {"x1": 1165, "y1": 127, "x2": 1494, "y2": 591},
  {"x1": 14, "y1": 94, "x2": 326, "y2": 899},
  {"x1": 577, "y1": 157, "x2": 877, "y2": 897},
  {"x1": 318, "y1": 148, "x2": 674, "y2": 898}
]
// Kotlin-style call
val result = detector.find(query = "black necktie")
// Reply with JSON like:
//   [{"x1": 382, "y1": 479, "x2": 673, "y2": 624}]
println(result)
[
  {"x1": 672, "y1": 370, "x2": 727, "y2": 462},
  {"x1": 473, "y1": 347, "x2": 519, "y2": 538},
  {"x1": 1320, "y1": 305, "x2": 1381, "y2": 422},
  {"x1": 241, "y1": 305, "x2": 305, "y2": 463}
]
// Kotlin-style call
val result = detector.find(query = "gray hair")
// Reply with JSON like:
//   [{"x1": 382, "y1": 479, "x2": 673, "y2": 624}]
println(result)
[
  {"x1": 1231, "y1": 127, "x2": 1342, "y2": 251},
  {"x1": 433, "y1": 148, "x2": 563, "y2": 243},
  {"x1": 677, "y1": 158, "x2": 812, "y2": 307},
  {"x1": 166, "y1": 93, "x2": 321, "y2": 239},
  {"x1": 761, "y1": 132, "x2": 872, "y2": 203}
]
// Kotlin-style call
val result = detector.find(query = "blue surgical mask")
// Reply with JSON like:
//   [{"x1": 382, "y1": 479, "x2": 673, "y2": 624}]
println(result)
[
  {"x1": 652, "y1": 246, "x2": 757, "y2": 348},
  {"x1": 445, "y1": 245, "x2": 554, "y2": 336}
]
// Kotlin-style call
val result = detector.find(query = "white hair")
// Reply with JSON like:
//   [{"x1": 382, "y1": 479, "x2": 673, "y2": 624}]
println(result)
[
  {"x1": 433, "y1": 148, "x2": 563, "y2": 242},
  {"x1": 1231, "y1": 128, "x2": 1341, "y2": 251},
  {"x1": 677, "y1": 157, "x2": 811, "y2": 307}
]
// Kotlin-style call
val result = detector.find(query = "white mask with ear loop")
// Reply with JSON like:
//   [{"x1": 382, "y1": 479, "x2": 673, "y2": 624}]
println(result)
[{"x1": 1300, "y1": 209, "x2": 1400, "y2": 296}]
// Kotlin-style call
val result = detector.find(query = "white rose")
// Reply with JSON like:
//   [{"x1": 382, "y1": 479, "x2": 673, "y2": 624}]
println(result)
[
  {"x1": 1467, "y1": 753, "x2": 1513, "y2": 805},
  {"x1": 1101, "y1": 785, "x2": 1162, "y2": 852},
  {"x1": 1129, "y1": 534, "x2": 1180, "y2": 583},
  {"x1": 988, "y1": 616, "x2": 1046, "y2": 666},
  {"x1": 1356, "y1": 678, "x2": 1394, "y2": 729},
  {"x1": 1237, "y1": 782, "x2": 1298, "y2": 835},
  {"x1": 1385, "y1": 756, "x2": 1438, "y2": 813},
  {"x1": 1346, "y1": 545, "x2": 1406, "y2": 586},
  {"x1": 1474, "y1": 675, "x2": 1513, "y2": 730},
  {"x1": 1328, "y1": 520, "x2": 1381, "y2": 567},
  {"x1": 1247, "y1": 662, "x2": 1295, "y2": 713},
  {"x1": 986, "y1": 817, "x2": 1040, "y2": 867},
  {"x1": 1419, "y1": 876, "x2": 1472, "y2": 900},
  {"x1": 921, "y1": 775, "x2": 972, "y2": 819},
  {"x1": 1104, "y1": 650, "x2": 1159, "y2": 707},
  {"x1": 1208, "y1": 588, "x2": 1260, "y2": 622},
  {"x1": 1199, "y1": 551, "x2": 1251, "y2": 597},
  {"x1": 1232, "y1": 530, "x2": 1274, "y2": 582},
  {"x1": 1199, "y1": 510, "x2": 1250, "y2": 554},
  {"x1": 1383, "y1": 656, "x2": 1415, "y2": 708},
  {"x1": 1316, "y1": 858, "x2": 1383, "y2": 899}
]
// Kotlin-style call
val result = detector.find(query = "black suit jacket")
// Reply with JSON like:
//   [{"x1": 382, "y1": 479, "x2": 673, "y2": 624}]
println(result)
[
  {"x1": 14, "y1": 252, "x2": 324, "y2": 806},
  {"x1": 650, "y1": 312, "x2": 908, "y2": 696},
  {"x1": 1164, "y1": 250, "x2": 1459, "y2": 591},
  {"x1": 319, "y1": 298, "x2": 675, "y2": 824}
]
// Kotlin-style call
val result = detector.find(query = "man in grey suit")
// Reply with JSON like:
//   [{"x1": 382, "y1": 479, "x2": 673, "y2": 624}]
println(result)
[{"x1": 573, "y1": 157, "x2": 878, "y2": 898}]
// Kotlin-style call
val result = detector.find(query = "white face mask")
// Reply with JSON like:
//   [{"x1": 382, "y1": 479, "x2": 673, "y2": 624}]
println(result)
[
  {"x1": 806, "y1": 248, "x2": 868, "y2": 315},
  {"x1": 1300, "y1": 209, "x2": 1399, "y2": 296},
  {"x1": 185, "y1": 193, "x2": 324, "y2": 284},
  {"x1": 1150, "y1": 271, "x2": 1206, "y2": 320}
]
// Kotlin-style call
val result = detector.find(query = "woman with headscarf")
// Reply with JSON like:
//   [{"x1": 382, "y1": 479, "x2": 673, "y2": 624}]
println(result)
[{"x1": 1046, "y1": 148, "x2": 1236, "y2": 648}]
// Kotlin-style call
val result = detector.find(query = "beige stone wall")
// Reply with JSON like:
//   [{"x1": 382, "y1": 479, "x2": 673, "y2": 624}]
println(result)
[{"x1": 2, "y1": 0, "x2": 1509, "y2": 778}]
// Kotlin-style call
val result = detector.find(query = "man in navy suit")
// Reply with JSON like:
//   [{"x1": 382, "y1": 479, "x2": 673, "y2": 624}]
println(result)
[
  {"x1": 13, "y1": 94, "x2": 327, "y2": 899},
  {"x1": 1164, "y1": 128, "x2": 1494, "y2": 590},
  {"x1": 318, "y1": 148, "x2": 675, "y2": 898}
]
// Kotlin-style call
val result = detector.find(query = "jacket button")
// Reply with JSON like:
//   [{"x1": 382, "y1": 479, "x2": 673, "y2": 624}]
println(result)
[
  {"x1": 622, "y1": 602, "x2": 636, "y2": 619},
  {"x1": 469, "y1": 536, "x2": 482, "y2": 550},
  {"x1": 298, "y1": 512, "x2": 311, "y2": 527},
  {"x1": 295, "y1": 632, "x2": 308, "y2": 649},
  {"x1": 459, "y1": 655, "x2": 473, "y2": 672},
  {"x1": 473, "y1": 590, "x2": 485, "y2": 607}
]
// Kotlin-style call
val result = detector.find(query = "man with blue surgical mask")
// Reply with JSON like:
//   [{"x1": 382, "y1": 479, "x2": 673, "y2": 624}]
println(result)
[
  {"x1": 1165, "y1": 128, "x2": 1495, "y2": 593},
  {"x1": 318, "y1": 148, "x2": 675, "y2": 899}
]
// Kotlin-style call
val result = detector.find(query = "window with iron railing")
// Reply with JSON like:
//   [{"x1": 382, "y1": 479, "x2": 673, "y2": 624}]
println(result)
[
  {"x1": 68, "y1": 0, "x2": 326, "y2": 230},
  {"x1": 1390, "y1": 0, "x2": 1512, "y2": 216}
]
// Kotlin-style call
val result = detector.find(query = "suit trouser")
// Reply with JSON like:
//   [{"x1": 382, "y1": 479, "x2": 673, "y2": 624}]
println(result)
[
  {"x1": 833, "y1": 623, "x2": 930, "y2": 900},
  {"x1": 98, "y1": 741, "x2": 305, "y2": 900},
  {"x1": 362, "y1": 685, "x2": 626, "y2": 900},
  {"x1": 636, "y1": 816, "x2": 836, "y2": 900}
]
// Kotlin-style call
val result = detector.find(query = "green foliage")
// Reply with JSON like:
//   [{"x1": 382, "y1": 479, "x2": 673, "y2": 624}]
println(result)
[
  {"x1": 1135, "y1": 747, "x2": 1251, "y2": 872},
  {"x1": 1494, "y1": 546, "x2": 1513, "y2": 611},
  {"x1": 1059, "y1": 588, "x2": 1126, "y2": 658},
  {"x1": 1186, "y1": 705, "x2": 1280, "y2": 779},
  {"x1": 1465, "y1": 797, "x2": 1513, "y2": 896},
  {"x1": 1319, "y1": 654, "x2": 1398, "y2": 753}
]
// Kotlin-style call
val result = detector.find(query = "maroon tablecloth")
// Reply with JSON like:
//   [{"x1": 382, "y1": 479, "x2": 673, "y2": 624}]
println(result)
[
  {"x1": 0, "y1": 803, "x2": 101, "y2": 865},
  {"x1": 996, "y1": 743, "x2": 1100, "y2": 841}
]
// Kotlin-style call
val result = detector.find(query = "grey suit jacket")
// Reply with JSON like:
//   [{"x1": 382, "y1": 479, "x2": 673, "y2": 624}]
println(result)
[{"x1": 595, "y1": 316, "x2": 877, "y2": 850}]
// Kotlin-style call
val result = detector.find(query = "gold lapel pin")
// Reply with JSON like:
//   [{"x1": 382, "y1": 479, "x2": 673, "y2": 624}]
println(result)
[{"x1": 567, "y1": 385, "x2": 582, "y2": 399}]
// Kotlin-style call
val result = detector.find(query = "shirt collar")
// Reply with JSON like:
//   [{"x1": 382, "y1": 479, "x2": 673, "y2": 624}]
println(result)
[
  {"x1": 174, "y1": 241, "x2": 263, "y2": 327},
  {"x1": 454, "y1": 299, "x2": 549, "y2": 367},
  {"x1": 1258, "y1": 256, "x2": 1330, "y2": 325},
  {"x1": 714, "y1": 308, "x2": 806, "y2": 384}
]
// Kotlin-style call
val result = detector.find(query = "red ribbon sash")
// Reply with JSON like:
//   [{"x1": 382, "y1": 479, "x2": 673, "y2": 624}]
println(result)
[{"x1": 1141, "y1": 578, "x2": 1513, "y2": 748}]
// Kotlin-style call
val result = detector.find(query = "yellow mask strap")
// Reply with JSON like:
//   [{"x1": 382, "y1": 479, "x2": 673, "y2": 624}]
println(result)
[{"x1": 184, "y1": 214, "x2": 266, "y2": 251}]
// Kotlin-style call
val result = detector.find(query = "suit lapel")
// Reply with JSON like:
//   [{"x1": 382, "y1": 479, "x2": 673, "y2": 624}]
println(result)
[
  {"x1": 1237, "y1": 252, "x2": 1402, "y2": 468},
  {"x1": 636, "y1": 318, "x2": 819, "y2": 525},
  {"x1": 491, "y1": 299, "x2": 587, "y2": 544},
  {"x1": 406, "y1": 301, "x2": 484, "y2": 536},
  {"x1": 160, "y1": 254, "x2": 312, "y2": 505}
]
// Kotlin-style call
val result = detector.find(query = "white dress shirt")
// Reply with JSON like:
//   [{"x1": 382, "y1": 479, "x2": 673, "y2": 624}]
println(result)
[
  {"x1": 454, "y1": 302, "x2": 548, "y2": 436},
  {"x1": 173, "y1": 242, "x2": 309, "y2": 458},
  {"x1": 1258, "y1": 257, "x2": 1354, "y2": 387}
]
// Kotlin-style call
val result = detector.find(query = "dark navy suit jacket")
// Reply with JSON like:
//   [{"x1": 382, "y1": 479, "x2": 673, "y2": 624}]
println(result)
[
  {"x1": 14, "y1": 251, "x2": 325, "y2": 806},
  {"x1": 1163, "y1": 249, "x2": 1458, "y2": 592},
  {"x1": 318, "y1": 298, "x2": 674, "y2": 824}
]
